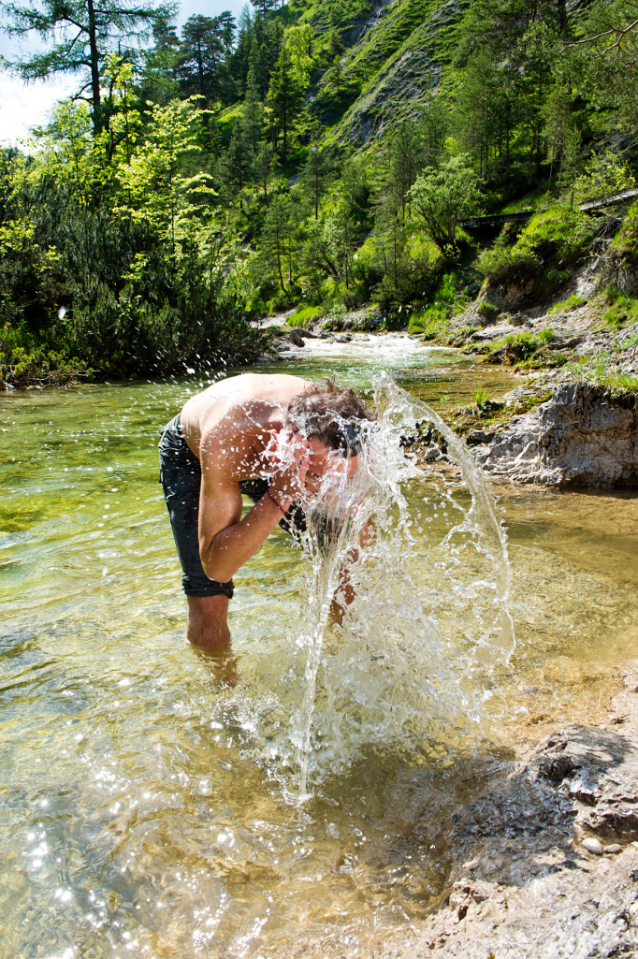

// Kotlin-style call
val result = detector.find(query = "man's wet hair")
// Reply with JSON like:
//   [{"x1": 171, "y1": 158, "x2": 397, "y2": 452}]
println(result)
[{"x1": 286, "y1": 379, "x2": 375, "y2": 456}]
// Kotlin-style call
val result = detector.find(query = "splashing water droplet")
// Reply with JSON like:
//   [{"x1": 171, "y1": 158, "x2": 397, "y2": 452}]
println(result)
[{"x1": 289, "y1": 373, "x2": 515, "y2": 798}]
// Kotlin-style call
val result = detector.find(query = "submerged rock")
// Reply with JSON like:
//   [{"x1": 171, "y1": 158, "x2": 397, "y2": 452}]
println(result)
[{"x1": 473, "y1": 382, "x2": 638, "y2": 489}]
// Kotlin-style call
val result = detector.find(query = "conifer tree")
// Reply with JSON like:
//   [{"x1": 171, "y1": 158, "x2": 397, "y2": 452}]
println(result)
[
  {"x1": 177, "y1": 14, "x2": 235, "y2": 106},
  {"x1": 243, "y1": 66, "x2": 264, "y2": 153},
  {"x1": 216, "y1": 124, "x2": 253, "y2": 196},
  {"x1": 267, "y1": 47, "x2": 304, "y2": 162},
  {"x1": 253, "y1": 142, "x2": 277, "y2": 202},
  {"x1": 2, "y1": 0, "x2": 171, "y2": 134},
  {"x1": 420, "y1": 85, "x2": 447, "y2": 170},
  {"x1": 300, "y1": 126, "x2": 331, "y2": 219},
  {"x1": 387, "y1": 122, "x2": 424, "y2": 221},
  {"x1": 262, "y1": 194, "x2": 297, "y2": 290}
]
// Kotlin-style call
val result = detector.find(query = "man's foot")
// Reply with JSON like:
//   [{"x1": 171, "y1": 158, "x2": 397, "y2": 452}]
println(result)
[{"x1": 187, "y1": 595, "x2": 231, "y2": 650}]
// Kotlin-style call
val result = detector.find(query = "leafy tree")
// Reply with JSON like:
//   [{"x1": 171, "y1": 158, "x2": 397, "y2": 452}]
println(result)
[
  {"x1": 285, "y1": 24, "x2": 314, "y2": 87},
  {"x1": 1, "y1": 0, "x2": 171, "y2": 135},
  {"x1": 410, "y1": 157, "x2": 483, "y2": 252}
]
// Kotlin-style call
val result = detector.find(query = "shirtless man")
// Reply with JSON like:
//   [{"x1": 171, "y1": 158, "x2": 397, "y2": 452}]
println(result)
[{"x1": 158, "y1": 373, "x2": 374, "y2": 650}]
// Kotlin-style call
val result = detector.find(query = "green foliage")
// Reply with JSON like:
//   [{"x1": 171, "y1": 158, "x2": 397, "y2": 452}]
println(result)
[
  {"x1": 571, "y1": 152, "x2": 635, "y2": 205},
  {"x1": 287, "y1": 304, "x2": 324, "y2": 327},
  {"x1": 476, "y1": 300, "x2": 500, "y2": 323},
  {"x1": 611, "y1": 201, "x2": 638, "y2": 269},
  {"x1": 0, "y1": 93, "x2": 258, "y2": 379},
  {"x1": 604, "y1": 289, "x2": 638, "y2": 329},
  {"x1": 2, "y1": 0, "x2": 638, "y2": 386},
  {"x1": 408, "y1": 272, "x2": 466, "y2": 336},
  {"x1": 1, "y1": 0, "x2": 171, "y2": 134},
  {"x1": 410, "y1": 156, "x2": 483, "y2": 252},
  {"x1": 547, "y1": 294, "x2": 587, "y2": 315},
  {"x1": 567, "y1": 351, "x2": 638, "y2": 396},
  {"x1": 0, "y1": 322, "x2": 91, "y2": 388},
  {"x1": 472, "y1": 387, "x2": 494, "y2": 411},
  {"x1": 488, "y1": 328, "x2": 555, "y2": 363},
  {"x1": 477, "y1": 206, "x2": 596, "y2": 296}
]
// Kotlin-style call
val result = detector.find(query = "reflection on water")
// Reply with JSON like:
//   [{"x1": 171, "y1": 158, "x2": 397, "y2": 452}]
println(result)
[{"x1": 0, "y1": 335, "x2": 637, "y2": 958}]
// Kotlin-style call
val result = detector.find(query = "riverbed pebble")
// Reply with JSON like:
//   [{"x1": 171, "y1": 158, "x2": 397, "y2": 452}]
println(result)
[
  {"x1": 582, "y1": 837, "x2": 603, "y2": 855},
  {"x1": 604, "y1": 844, "x2": 622, "y2": 854}
]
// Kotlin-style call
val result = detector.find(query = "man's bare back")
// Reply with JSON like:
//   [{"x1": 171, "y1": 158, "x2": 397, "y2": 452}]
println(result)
[
  {"x1": 158, "y1": 374, "x2": 373, "y2": 651},
  {"x1": 180, "y1": 373, "x2": 310, "y2": 465}
]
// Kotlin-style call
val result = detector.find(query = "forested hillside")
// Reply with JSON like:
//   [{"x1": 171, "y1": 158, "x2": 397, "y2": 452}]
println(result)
[{"x1": 1, "y1": 0, "x2": 637, "y2": 384}]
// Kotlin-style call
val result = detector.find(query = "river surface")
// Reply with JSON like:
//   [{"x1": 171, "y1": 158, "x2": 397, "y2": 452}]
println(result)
[{"x1": 1, "y1": 334, "x2": 637, "y2": 959}]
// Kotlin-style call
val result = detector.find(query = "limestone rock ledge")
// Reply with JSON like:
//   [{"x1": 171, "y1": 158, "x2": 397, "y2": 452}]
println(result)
[
  {"x1": 385, "y1": 662, "x2": 638, "y2": 959},
  {"x1": 473, "y1": 382, "x2": 638, "y2": 489}
]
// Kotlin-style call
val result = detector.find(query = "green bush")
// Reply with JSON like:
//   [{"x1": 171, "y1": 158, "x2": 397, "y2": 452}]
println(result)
[
  {"x1": 408, "y1": 272, "x2": 466, "y2": 337},
  {"x1": 488, "y1": 328, "x2": 555, "y2": 363},
  {"x1": 0, "y1": 322, "x2": 90, "y2": 388},
  {"x1": 476, "y1": 206, "x2": 596, "y2": 298},
  {"x1": 287, "y1": 304, "x2": 325, "y2": 328},
  {"x1": 611, "y1": 202, "x2": 638, "y2": 268},
  {"x1": 408, "y1": 302, "x2": 449, "y2": 336},
  {"x1": 476, "y1": 300, "x2": 501, "y2": 323},
  {"x1": 604, "y1": 289, "x2": 638, "y2": 328},
  {"x1": 547, "y1": 294, "x2": 587, "y2": 315}
]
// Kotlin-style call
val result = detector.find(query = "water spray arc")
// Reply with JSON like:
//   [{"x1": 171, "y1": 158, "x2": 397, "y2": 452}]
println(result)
[{"x1": 290, "y1": 373, "x2": 515, "y2": 796}]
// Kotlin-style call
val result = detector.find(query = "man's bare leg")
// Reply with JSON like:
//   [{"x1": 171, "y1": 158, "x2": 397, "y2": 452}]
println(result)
[{"x1": 187, "y1": 595, "x2": 231, "y2": 650}]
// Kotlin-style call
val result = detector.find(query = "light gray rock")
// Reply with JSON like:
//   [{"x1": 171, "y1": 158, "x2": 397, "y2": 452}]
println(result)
[
  {"x1": 385, "y1": 686, "x2": 638, "y2": 959},
  {"x1": 474, "y1": 382, "x2": 638, "y2": 489},
  {"x1": 582, "y1": 837, "x2": 603, "y2": 854}
]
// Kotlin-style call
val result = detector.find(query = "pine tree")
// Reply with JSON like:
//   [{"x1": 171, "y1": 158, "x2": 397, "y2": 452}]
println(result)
[
  {"x1": 253, "y1": 142, "x2": 277, "y2": 202},
  {"x1": 243, "y1": 66, "x2": 264, "y2": 153},
  {"x1": 267, "y1": 47, "x2": 304, "y2": 162},
  {"x1": 177, "y1": 14, "x2": 235, "y2": 106},
  {"x1": 387, "y1": 121, "x2": 424, "y2": 221},
  {"x1": 262, "y1": 194, "x2": 296, "y2": 290},
  {"x1": 299, "y1": 129, "x2": 331, "y2": 220},
  {"x1": 216, "y1": 124, "x2": 254, "y2": 196},
  {"x1": 2, "y1": 0, "x2": 171, "y2": 135}
]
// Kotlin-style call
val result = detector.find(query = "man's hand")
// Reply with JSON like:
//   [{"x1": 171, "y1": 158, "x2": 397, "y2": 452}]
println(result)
[{"x1": 266, "y1": 428, "x2": 310, "y2": 508}]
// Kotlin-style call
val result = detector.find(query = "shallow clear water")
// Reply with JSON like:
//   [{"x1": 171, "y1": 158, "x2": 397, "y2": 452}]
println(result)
[{"x1": 1, "y1": 336, "x2": 637, "y2": 959}]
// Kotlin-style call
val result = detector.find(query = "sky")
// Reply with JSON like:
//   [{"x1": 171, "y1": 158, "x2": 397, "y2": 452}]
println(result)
[{"x1": 0, "y1": 0, "x2": 251, "y2": 147}]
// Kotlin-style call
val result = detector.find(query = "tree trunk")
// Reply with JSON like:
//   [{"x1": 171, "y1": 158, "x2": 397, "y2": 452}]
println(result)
[{"x1": 87, "y1": 0, "x2": 102, "y2": 134}]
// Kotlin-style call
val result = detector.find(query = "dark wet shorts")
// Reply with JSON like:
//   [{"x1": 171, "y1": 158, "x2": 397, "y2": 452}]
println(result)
[{"x1": 158, "y1": 415, "x2": 306, "y2": 599}]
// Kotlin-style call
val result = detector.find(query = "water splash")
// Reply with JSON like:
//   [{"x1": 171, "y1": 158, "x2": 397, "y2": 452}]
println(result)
[{"x1": 290, "y1": 372, "x2": 515, "y2": 796}]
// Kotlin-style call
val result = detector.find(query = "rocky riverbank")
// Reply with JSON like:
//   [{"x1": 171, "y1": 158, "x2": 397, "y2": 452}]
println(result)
[
  {"x1": 263, "y1": 281, "x2": 638, "y2": 490},
  {"x1": 378, "y1": 660, "x2": 638, "y2": 959}
]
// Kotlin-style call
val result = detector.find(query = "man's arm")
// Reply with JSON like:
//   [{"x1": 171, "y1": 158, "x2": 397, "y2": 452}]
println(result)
[
  {"x1": 198, "y1": 429, "x2": 309, "y2": 583},
  {"x1": 330, "y1": 518, "x2": 374, "y2": 623}
]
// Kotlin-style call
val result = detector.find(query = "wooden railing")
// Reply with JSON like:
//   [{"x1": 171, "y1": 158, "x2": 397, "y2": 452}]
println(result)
[{"x1": 461, "y1": 187, "x2": 638, "y2": 229}]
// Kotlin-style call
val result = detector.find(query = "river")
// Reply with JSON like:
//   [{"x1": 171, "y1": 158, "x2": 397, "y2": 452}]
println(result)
[{"x1": 1, "y1": 333, "x2": 637, "y2": 958}]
